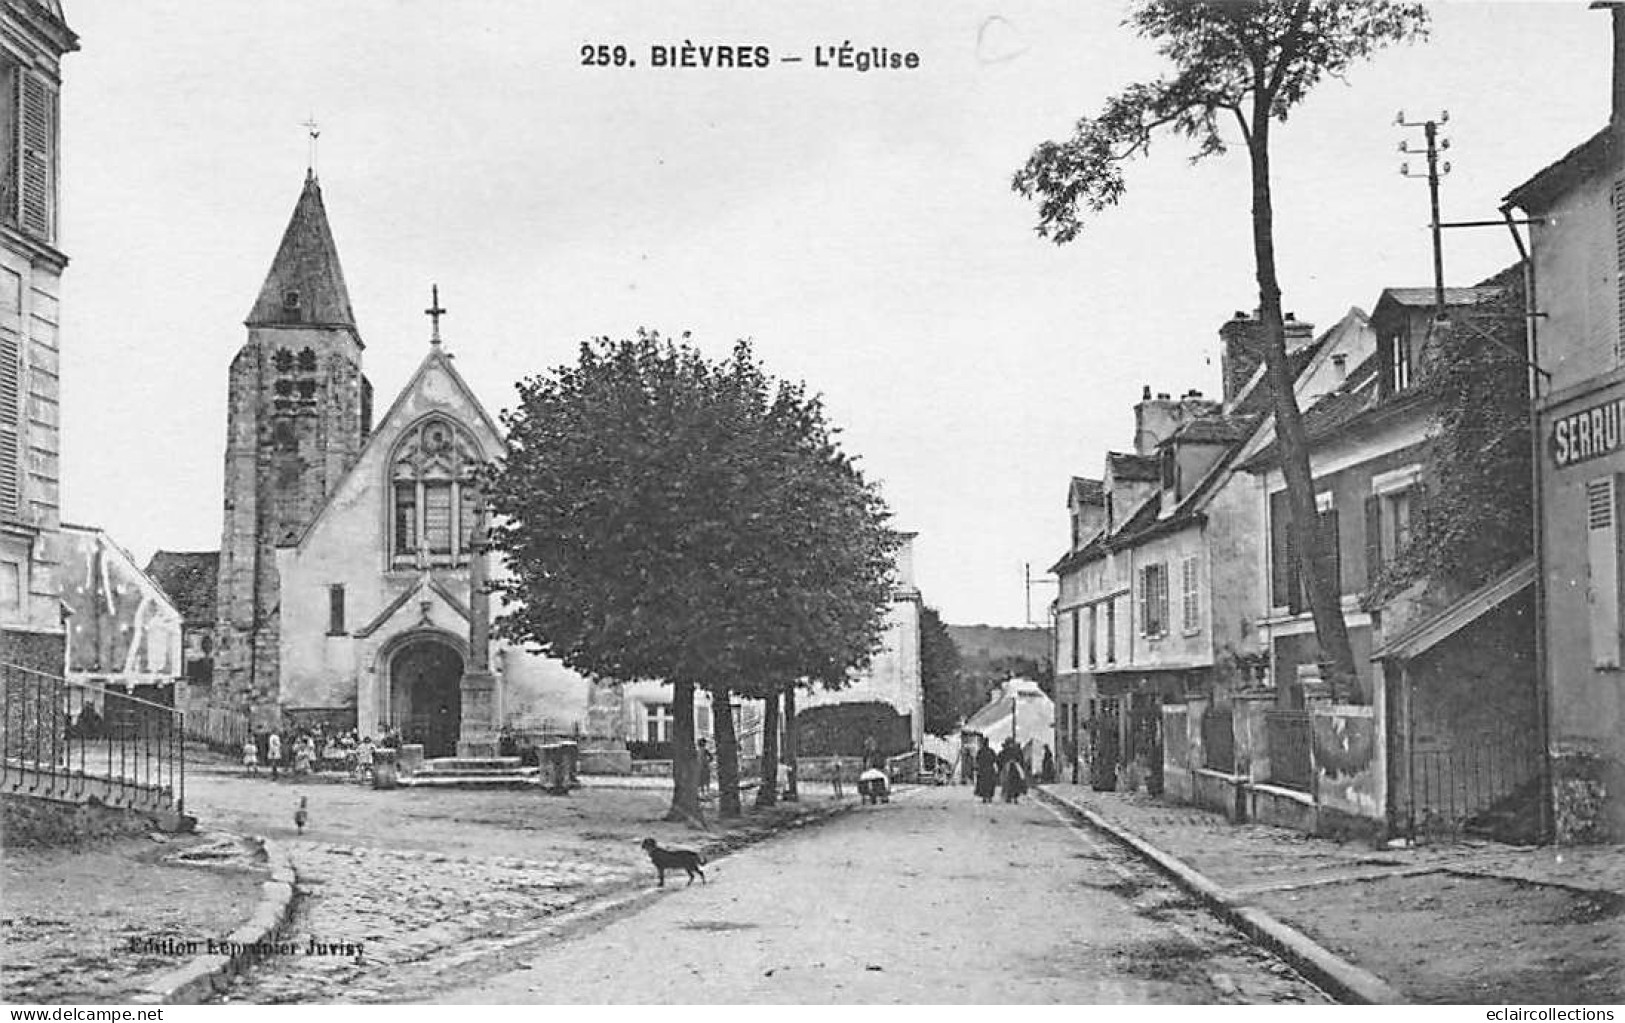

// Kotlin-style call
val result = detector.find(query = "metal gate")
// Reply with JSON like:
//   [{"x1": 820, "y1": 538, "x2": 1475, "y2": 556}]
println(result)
[{"x1": 1405, "y1": 726, "x2": 1542, "y2": 844}]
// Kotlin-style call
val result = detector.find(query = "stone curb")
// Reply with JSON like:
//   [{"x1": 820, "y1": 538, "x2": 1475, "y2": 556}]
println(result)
[
  {"x1": 133, "y1": 836, "x2": 300, "y2": 1005},
  {"x1": 1036, "y1": 786, "x2": 1407, "y2": 1006}
]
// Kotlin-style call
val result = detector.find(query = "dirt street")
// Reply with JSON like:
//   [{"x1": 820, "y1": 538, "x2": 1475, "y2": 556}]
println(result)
[{"x1": 444, "y1": 787, "x2": 1331, "y2": 1004}]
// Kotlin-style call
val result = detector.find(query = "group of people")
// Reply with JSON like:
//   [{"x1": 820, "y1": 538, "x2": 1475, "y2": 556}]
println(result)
[
  {"x1": 242, "y1": 724, "x2": 396, "y2": 781},
  {"x1": 972, "y1": 735, "x2": 1035, "y2": 804}
]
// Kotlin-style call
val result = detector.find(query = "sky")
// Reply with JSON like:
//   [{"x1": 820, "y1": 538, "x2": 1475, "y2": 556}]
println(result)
[{"x1": 55, "y1": 1, "x2": 1610, "y2": 627}]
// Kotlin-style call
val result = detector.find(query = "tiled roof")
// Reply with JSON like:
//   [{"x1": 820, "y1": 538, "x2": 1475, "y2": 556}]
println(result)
[
  {"x1": 145, "y1": 551, "x2": 219, "y2": 625},
  {"x1": 1376, "y1": 286, "x2": 1503, "y2": 310},
  {"x1": 1069, "y1": 476, "x2": 1104, "y2": 506},
  {"x1": 1504, "y1": 127, "x2": 1612, "y2": 214},
  {"x1": 1172, "y1": 413, "x2": 1260, "y2": 445},
  {"x1": 246, "y1": 172, "x2": 358, "y2": 330},
  {"x1": 1240, "y1": 355, "x2": 1405, "y2": 471},
  {"x1": 1107, "y1": 452, "x2": 1160, "y2": 482},
  {"x1": 1229, "y1": 334, "x2": 1330, "y2": 418}
]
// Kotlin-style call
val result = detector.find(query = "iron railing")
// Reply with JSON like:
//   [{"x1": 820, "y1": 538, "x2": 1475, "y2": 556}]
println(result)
[
  {"x1": 1201, "y1": 706, "x2": 1236, "y2": 772},
  {"x1": 1408, "y1": 726, "x2": 1542, "y2": 843},
  {"x1": 0, "y1": 663, "x2": 184, "y2": 813},
  {"x1": 1266, "y1": 709, "x2": 1313, "y2": 792}
]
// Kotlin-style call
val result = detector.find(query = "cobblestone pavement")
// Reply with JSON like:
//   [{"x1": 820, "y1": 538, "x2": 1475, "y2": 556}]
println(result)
[
  {"x1": 182, "y1": 758, "x2": 855, "y2": 1003},
  {"x1": 215, "y1": 840, "x2": 636, "y2": 1003},
  {"x1": 1, "y1": 832, "x2": 267, "y2": 1002},
  {"x1": 1042, "y1": 783, "x2": 1625, "y2": 1003},
  {"x1": 445, "y1": 787, "x2": 1332, "y2": 1004}
]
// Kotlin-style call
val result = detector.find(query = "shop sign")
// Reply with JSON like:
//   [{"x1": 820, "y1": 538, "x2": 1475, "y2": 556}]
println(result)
[{"x1": 1552, "y1": 397, "x2": 1625, "y2": 469}]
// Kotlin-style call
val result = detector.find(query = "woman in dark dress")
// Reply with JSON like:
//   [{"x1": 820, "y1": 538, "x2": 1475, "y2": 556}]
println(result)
[
  {"x1": 1000, "y1": 736, "x2": 1027, "y2": 803},
  {"x1": 973, "y1": 738, "x2": 998, "y2": 803}
]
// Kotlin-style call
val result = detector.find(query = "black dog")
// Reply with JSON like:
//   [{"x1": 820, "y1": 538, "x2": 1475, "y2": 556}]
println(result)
[{"x1": 641, "y1": 837, "x2": 706, "y2": 887}]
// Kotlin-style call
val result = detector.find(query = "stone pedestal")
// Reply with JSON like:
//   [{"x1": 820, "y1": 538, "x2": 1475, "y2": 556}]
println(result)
[
  {"x1": 457, "y1": 670, "x2": 499, "y2": 758},
  {"x1": 398, "y1": 743, "x2": 424, "y2": 776}
]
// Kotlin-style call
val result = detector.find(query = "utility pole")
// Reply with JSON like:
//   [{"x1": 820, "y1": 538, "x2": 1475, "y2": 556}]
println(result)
[
  {"x1": 1398, "y1": 110, "x2": 1452, "y2": 315},
  {"x1": 1024, "y1": 561, "x2": 1057, "y2": 627}
]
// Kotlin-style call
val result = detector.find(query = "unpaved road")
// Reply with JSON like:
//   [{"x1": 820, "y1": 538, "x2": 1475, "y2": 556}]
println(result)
[{"x1": 443, "y1": 786, "x2": 1331, "y2": 1004}]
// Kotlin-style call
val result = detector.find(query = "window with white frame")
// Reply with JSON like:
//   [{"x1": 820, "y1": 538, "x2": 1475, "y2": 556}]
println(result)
[
  {"x1": 1181, "y1": 556, "x2": 1200, "y2": 633},
  {"x1": 1139, "y1": 562, "x2": 1169, "y2": 637},
  {"x1": 1366, "y1": 465, "x2": 1421, "y2": 587},
  {"x1": 644, "y1": 702, "x2": 674, "y2": 743},
  {"x1": 388, "y1": 416, "x2": 487, "y2": 568}
]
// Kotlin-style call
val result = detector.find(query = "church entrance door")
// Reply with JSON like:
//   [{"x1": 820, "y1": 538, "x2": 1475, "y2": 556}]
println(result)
[{"x1": 390, "y1": 638, "x2": 464, "y2": 758}]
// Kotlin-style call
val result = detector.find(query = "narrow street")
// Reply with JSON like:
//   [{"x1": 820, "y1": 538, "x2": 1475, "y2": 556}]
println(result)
[{"x1": 443, "y1": 786, "x2": 1330, "y2": 1004}]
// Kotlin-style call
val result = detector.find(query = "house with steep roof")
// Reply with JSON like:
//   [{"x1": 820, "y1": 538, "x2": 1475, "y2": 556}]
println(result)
[
  {"x1": 1052, "y1": 309, "x2": 1364, "y2": 793},
  {"x1": 1501, "y1": 3, "x2": 1625, "y2": 843},
  {"x1": 1242, "y1": 272, "x2": 1539, "y2": 840}
]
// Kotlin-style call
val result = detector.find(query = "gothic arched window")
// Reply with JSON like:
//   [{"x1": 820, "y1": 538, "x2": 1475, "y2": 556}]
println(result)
[{"x1": 388, "y1": 416, "x2": 485, "y2": 568}]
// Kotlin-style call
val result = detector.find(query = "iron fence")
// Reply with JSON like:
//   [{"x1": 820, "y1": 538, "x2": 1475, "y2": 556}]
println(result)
[
  {"x1": 1266, "y1": 709, "x2": 1313, "y2": 792},
  {"x1": 1201, "y1": 705, "x2": 1235, "y2": 773},
  {"x1": 0, "y1": 663, "x2": 184, "y2": 812},
  {"x1": 1408, "y1": 726, "x2": 1542, "y2": 843}
]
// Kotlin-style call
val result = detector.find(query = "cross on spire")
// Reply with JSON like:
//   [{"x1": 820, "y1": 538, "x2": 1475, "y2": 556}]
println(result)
[
  {"x1": 425, "y1": 284, "x2": 446, "y2": 344},
  {"x1": 300, "y1": 114, "x2": 321, "y2": 176}
]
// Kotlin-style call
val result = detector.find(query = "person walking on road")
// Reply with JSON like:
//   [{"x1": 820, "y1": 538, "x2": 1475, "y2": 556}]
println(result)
[
  {"x1": 697, "y1": 738, "x2": 714, "y2": 797},
  {"x1": 999, "y1": 736, "x2": 1027, "y2": 804},
  {"x1": 973, "y1": 737, "x2": 998, "y2": 803}
]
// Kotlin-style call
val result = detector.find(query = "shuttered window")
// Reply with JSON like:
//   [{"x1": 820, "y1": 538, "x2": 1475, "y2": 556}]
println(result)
[
  {"x1": 0, "y1": 330, "x2": 19, "y2": 521},
  {"x1": 1270, "y1": 490, "x2": 1295, "y2": 609},
  {"x1": 17, "y1": 73, "x2": 55, "y2": 242},
  {"x1": 1615, "y1": 179, "x2": 1625, "y2": 364},
  {"x1": 1364, "y1": 493, "x2": 1383, "y2": 591},
  {"x1": 1315, "y1": 508, "x2": 1343, "y2": 599},
  {"x1": 1587, "y1": 476, "x2": 1622, "y2": 670},
  {"x1": 1181, "y1": 555, "x2": 1200, "y2": 633}
]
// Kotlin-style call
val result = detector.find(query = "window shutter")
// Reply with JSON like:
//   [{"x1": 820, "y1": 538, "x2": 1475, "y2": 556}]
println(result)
[
  {"x1": 0, "y1": 330, "x2": 19, "y2": 521},
  {"x1": 1138, "y1": 567, "x2": 1150, "y2": 635},
  {"x1": 1587, "y1": 476, "x2": 1622, "y2": 669},
  {"x1": 1318, "y1": 508, "x2": 1342, "y2": 598},
  {"x1": 1364, "y1": 494, "x2": 1383, "y2": 591},
  {"x1": 18, "y1": 74, "x2": 53, "y2": 242},
  {"x1": 1270, "y1": 490, "x2": 1294, "y2": 609},
  {"x1": 1615, "y1": 178, "x2": 1625, "y2": 364}
]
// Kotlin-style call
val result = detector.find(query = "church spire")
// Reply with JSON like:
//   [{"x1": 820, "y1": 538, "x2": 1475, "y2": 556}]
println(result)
[{"x1": 245, "y1": 172, "x2": 356, "y2": 329}]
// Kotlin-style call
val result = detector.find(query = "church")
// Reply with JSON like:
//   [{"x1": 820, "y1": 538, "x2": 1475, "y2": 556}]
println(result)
[{"x1": 154, "y1": 170, "x2": 924, "y2": 765}]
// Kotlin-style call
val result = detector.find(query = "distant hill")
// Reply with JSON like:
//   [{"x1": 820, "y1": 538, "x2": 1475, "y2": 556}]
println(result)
[{"x1": 946, "y1": 624, "x2": 1052, "y2": 666}]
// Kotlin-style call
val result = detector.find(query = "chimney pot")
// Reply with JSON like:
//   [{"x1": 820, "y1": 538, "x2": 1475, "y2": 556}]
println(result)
[
  {"x1": 1142, "y1": 385, "x2": 1152, "y2": 400},
  {"x1": 1156, "y1": 392, "x2": 1171, "y2": 400},
  {"x1": 1285, "y1": 312, "x2": 1296, "y2": 322},
  {"x1": 1233, "y1": 310, "x2": 1247, "y2": 320}
]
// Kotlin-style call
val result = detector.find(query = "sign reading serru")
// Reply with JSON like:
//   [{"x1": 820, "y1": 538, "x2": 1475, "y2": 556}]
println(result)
[{"x1": 1552, "y1": 396, "x2": 1625, "y2": 469}]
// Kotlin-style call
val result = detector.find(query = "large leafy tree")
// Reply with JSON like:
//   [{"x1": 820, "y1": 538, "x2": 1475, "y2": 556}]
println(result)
[
  {"x1": 1013, "y1": 1, "x2": 1427, "y2": 698},
  {"x1": 487, "y1": 331, "x2": 898, "y2": 821}
]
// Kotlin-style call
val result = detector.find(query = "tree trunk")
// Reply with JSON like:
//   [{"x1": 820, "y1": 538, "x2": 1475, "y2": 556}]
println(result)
[
  {"x1": 710, "y1": 682, "x2": 742, "y2": 818},
  {"x1": 755, "y1": 688, "x2": 780, "y2": 808},
  {"x1": 664, "y1": 680, "x2": 703, "y2": 824},
  {"x1": 1247, "y1": 107, "x2": 1359, "y2": 700},
  {"x1": 782, "y1": 686, "x2": 799, "y2": 801}
]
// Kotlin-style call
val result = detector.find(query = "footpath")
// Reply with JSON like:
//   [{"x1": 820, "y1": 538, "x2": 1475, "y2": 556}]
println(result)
[{"x1": 1041, "y1": 783, "x2": 1624, "y2": 1005}]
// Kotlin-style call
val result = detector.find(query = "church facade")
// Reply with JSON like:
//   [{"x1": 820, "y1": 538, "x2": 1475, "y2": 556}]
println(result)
[
  {"x1": 203, "y1": 171, "x2": 596, "y2": 755},
  {"x1": 176, "y1": 171, "x2": 923, "y2": 763}
]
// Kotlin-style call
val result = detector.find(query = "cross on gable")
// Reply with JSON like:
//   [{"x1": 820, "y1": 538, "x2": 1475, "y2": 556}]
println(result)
[{"x1": 425, "y1": 284, "x2": 446, "y2": 344}]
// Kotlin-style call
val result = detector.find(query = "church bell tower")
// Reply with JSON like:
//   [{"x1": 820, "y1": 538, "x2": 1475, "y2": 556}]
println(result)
[{"x1": 215, "y1": 171, "x2": 373, "y2": 728}]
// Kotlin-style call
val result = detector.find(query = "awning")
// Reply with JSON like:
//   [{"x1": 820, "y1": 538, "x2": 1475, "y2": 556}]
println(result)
[{"x1": 1372, "y1": 558, "x2": 1535, "y2": 662}]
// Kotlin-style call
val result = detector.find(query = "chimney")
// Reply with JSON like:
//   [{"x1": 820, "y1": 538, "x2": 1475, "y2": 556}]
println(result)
[
  {"x1": 1220, "y1": 309, "x2": 1316, "y2": 404},
  {"x1": 1219, "y1": 310, "x2": 1262, "y2": 403}
]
